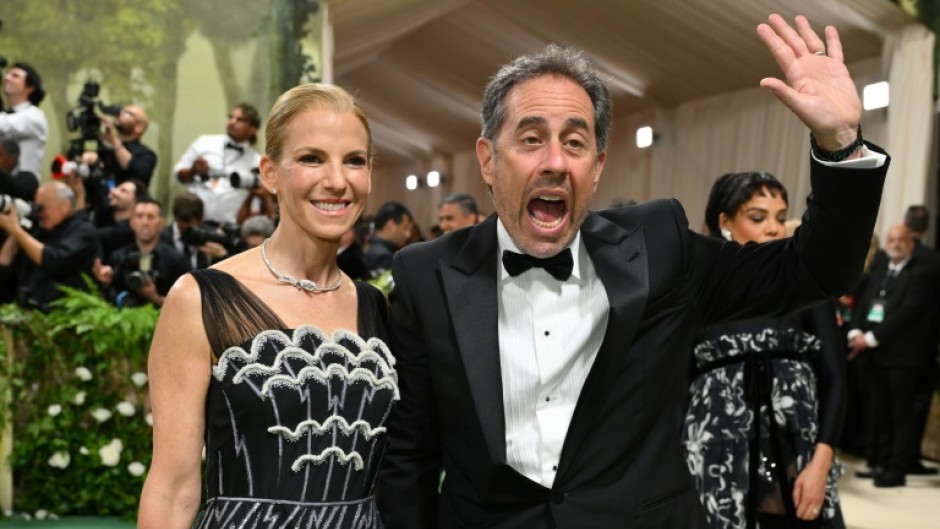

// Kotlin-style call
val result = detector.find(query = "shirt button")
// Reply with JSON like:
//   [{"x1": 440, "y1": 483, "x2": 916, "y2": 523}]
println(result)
[
  {"x1": 552, "y1": 465, "x2": 558, "y2": 471},
  {"x1": 545, "y1": 397, "x2": 550, "y2": 402},
  {"x1": 544, "y1": 330, "x2": 550, "y2": 336}
]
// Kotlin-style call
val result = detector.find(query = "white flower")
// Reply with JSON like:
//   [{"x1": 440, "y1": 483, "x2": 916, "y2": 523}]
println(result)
[
  {"x1": 47, "y1": 404, "x2": 62, "y2": 417},
  {"x1": 48, "y1": 451, "x2": 70, "y2": 469},
  {"x1": 91, "y1": 408, "x2": 112, "y2": 423},
  {"x1": 127, "y1": 461, "x2": 146, "y2": 477},
  {"x1": 35, "y1": 510, "x2": 47, "y2": 520},
  {"x1": 131, "y1": 372, "x2": 148, "y2": 387},
  {"x1": 79, "y1": 446, "x2": 89, "y2": 455},
  {"x1": 72, "y1": 391, "x2": 86, "y2": 405},
  {"x1": 116, "y1": 402, "x2": 135, "y2": 417},
  {"x1": 49, "y1": 513, "x2": 59, "y2": 520},
  {"x1": 145, "y1": 413, "x2": 153, "y2": 427},
  {"x1": 21, "y1": 513, "x2": 31, "y2": 521},
  {"x1": 99, "y1": 439, "x2": 123, "y2": 466},
  {"x1": 74, "y1": 366, "x2": 92, "y2": 382}
]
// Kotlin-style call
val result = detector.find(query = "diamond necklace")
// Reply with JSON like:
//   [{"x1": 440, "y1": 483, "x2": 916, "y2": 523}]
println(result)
[{"x1": 260, "y1": 238, "x2": 342, "y2": 293}]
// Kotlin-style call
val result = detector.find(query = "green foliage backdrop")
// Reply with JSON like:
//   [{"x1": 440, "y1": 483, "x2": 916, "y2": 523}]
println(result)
[{"x1": 0, "y1": 286, "x2": 158, "y2": 519}]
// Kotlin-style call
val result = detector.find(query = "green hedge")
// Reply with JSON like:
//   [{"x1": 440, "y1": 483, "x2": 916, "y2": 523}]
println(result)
[{"x1": 0, "y1": 284, "x2": 158, "y2": 520}]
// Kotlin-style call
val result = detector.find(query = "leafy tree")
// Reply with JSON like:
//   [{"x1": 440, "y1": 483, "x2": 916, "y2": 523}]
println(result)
[{"x1": 182, "y1": 0, "x2": 274, "y2": 110}]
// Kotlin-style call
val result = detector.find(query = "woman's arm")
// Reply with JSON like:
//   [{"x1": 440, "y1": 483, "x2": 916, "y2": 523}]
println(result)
[
  {"x1": 138, "y1": 275, "x2": 212, "y2": 529},
  {"x1": 793, "y1": 302, "x2": 846, "y2": 520}
]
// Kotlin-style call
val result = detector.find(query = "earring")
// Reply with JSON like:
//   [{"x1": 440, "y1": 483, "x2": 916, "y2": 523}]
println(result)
[
  {"x1": 720, "y1": 228, "x2": 732, "y2": 241},
  {"x1": 269, "y1": 187, "x2": 277, "y2": 195}
]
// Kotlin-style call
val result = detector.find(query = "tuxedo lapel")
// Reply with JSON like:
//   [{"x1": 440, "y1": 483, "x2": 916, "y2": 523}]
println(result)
[
  {"x1": 441, "y1": 216, "x2": 506, "y2": 463},
  {"x1": 557, "y1": 212, "x2": 649, "y2": 475}
]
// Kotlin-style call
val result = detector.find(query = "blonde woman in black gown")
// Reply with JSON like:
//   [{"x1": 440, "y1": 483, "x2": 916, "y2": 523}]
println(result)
[{"x1": 139, "y1": 84, "x2": 397, "y2": 528}]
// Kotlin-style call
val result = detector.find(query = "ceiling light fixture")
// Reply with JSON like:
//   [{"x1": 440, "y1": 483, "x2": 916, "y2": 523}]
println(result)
[
  {"x1": 636, "y1": 126, "x2": 653, "y2": 148},
  {"x1": 863, "y1": 81, "x2": 889, "y2": 111}
]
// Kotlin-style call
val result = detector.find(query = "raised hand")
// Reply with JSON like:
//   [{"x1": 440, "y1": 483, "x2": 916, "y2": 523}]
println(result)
[{"x1": 757, "y1": 14, "x2": 861, "y2": 152}]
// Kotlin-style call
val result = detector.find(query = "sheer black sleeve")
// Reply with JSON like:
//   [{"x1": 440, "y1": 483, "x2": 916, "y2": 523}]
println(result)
[
  {"x1": 803, "y1": 301, "x2": 846, "y2": 446},
  {"x1": 190, "y1": 269, "x2": 285, "y2": 361}
]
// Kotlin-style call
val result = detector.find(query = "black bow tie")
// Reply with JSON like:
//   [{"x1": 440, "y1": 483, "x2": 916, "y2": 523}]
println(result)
[
  {"x1": 502, "y1": 249, "x2": 573, "y2": 281},
  {"x1": 225, "y1": 142, "x2": 244, "y2": 154}
]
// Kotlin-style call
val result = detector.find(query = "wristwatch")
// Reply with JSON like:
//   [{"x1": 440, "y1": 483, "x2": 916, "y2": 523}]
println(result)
[{"x1": 810, "y1": 125, "x2": 864, "y2": 162}]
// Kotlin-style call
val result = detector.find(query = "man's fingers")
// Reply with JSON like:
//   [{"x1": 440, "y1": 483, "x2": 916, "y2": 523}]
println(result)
[
  {"x1": 825, "y1": 25, "x2": 844, "y2": 63},
  {"x1": 767, "y1": 13, "x2": 811, "y2": 56},
  {"x1": 757, "y1": 23, "x2": 796, "y2": 76},
  {"x1": 795, "y1": 15, "x2": 826, "y2": 55},
  {"x1": 759, "y1": 78, "x2": 803, "y2": 112}
]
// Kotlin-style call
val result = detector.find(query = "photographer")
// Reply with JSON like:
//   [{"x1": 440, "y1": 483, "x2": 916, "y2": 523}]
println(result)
[
  {"x1": 160, "y1": 191, "x2": 228, "y2": 270},
  {"x1": 0, "y1": 63, "x2": 47, "y2": 179},
  {"x1": 93, "y1": 198, "x2": 188, "y2": 308},
  {"x1": 0, "y1": 137, "x2": 38, "y2": 202},
  {"x1": 174, "y1": 103, "x2": 261, "y2": 225},
  {"x1": 0, "y1": 181, "x2": 97, "y2": 311},
  {"x1": 97, "y1": 105, "x2": 156, "y2": 187}
]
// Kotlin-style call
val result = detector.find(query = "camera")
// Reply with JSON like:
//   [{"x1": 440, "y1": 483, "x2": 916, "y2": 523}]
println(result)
[
  {"x1": 229, "y1": 167, "x2": 262, "y2": 189},
  {"x1": 0, "y1": 193, "x2": 34, "y2": 230},
  {"x1": 65, "y1": 81, "x2": 122, "y2": 160},
  {"x1": 123, "y1": 251, "x2": 153, "y2": 291},
  {"x1": 181, "y1": 225, "x2": 231, "y2": 247}
]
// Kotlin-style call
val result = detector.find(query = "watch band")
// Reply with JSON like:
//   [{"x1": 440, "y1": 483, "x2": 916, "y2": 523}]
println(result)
[{"x1": 810, "y1": 125, "x2": 864, "y2": 162}]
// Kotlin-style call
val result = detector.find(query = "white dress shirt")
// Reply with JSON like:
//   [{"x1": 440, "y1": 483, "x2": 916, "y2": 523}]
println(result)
[
  {"x1": 173, "y1": 134, "x2": 260, "y2": 224},
  {"x1": 0, "y1": 101, "x2": 48, "y2": 180},
  {"x1": 496, "y1": 220, "x2": 609, "y2": 487}
]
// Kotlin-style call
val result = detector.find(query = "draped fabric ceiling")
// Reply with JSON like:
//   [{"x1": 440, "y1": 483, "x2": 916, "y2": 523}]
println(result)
[{"x1": 329, "y1": 0, "x2": 924, "y2": 226}]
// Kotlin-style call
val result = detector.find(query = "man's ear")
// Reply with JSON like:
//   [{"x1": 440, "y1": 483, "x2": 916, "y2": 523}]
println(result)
[
  {"x1": 592, "y1": 150, "x2": 607, "y2": 191},
  {"x1": 476, "y1": 137, "x2": 495, "y2": 187}
]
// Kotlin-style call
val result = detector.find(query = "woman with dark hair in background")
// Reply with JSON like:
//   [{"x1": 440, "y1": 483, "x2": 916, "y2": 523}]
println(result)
[{"x1": 682, "y1": 172, "x2": 847, "y2": 529}]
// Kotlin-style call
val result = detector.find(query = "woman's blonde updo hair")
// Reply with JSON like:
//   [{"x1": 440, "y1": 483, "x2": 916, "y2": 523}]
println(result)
[{"x1": 264, "y1": 83, "x2": 373, "y2": 163}]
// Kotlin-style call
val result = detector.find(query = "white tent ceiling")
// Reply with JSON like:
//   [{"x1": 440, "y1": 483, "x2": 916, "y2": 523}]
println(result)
[{"x1": 330, "y1": 0, "x2": 919, "y2": 166}]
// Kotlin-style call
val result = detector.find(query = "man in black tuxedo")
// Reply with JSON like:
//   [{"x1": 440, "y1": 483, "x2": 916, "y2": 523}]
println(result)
[
  {"x1": 849, "y1": 225, "x2": 940, "y2": 487},
  {"x1": 378, "y1": 15, "x2": 888, "y2": 528},
  {"x1": 901, "y1": 205, "x2": 940, "y2": 476}
]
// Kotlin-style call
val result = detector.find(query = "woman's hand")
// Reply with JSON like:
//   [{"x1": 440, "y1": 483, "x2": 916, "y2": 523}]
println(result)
[{"x1": 792, "y1": 443, "x2": 833, "y2": 520}]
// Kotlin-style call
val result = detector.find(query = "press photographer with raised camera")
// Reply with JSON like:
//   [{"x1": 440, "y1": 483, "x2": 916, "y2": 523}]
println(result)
[
  {"x1": 0, "y1": 63, "x2": 47, "y2": 179},
  {"x1": 159, "y1": 191, "x2": 229, "y2": 270},
  {"x1": 0, "y1": 181, "x2": 97, "y2": 311},
  {"x1": 94, "y1": 104, "x2": 156, "y2": 186},
  {"x1": 93, "y1": 198, "x2": 189, "y2": 308},
  {"x1": 64, "y1": 81, "x2": 156, "y2": 224},
  {"x1": 174, "y1": 103, "x2": 261, "y2": 225}
]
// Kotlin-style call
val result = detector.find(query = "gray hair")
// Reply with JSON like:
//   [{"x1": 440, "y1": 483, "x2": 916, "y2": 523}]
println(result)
[
  {"x1": 50, "y1": 181, "x2": 77, "y2": 210},
  {"x1": 481, "y1": 44, "x2": 612, "y2": 152},
  {"x1": 438, "y1": 193, "x2": 478, "y2": 215},
  {"x1": 241, "y1": 215, "x2": 275, "y2": 239}
]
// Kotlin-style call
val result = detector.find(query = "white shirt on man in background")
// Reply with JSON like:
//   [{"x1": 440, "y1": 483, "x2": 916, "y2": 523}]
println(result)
[
  {"x1": 173, "y1": 134, "x2": 260, "y2": 225},
  {"x1": 0, "y1": 101, "x2": 47, "y2": 181}
]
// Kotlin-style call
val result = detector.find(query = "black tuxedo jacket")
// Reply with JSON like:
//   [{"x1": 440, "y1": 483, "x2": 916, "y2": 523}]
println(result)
[
  {"x1": 853, "y1": 247, "x2": 940, "y2": 368},
  {"x1": 378, "y1": 153, "x2": 887, "y2": 529}
]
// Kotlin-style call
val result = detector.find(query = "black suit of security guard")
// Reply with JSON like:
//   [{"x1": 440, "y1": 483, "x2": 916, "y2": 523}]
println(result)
[{"x1": 851, "y1": 229, "x2": 940, "y2": 487}]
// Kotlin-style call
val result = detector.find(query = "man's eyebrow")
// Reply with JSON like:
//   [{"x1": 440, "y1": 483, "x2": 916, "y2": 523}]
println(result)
[
  {"x1": 515, "y1": 116, "x2": 546, "y2": 131},
  {"x1": 565, "y1": 117, "x2": 590, "y2": 131}
]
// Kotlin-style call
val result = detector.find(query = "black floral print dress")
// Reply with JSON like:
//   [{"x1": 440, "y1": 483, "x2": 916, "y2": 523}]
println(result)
[{"x1": 681, "y1": 304, "x2": 846, "y2": 529}]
